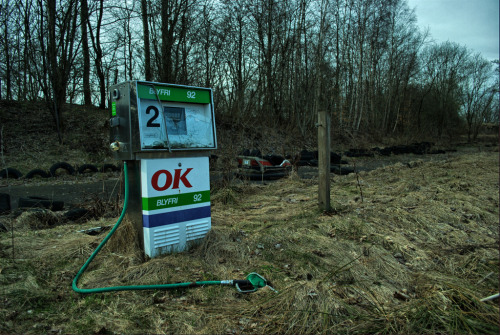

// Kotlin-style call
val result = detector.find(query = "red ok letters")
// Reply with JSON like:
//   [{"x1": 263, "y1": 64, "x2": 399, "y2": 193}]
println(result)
[{"x1": 151, "y1": 168, "x2": 193, "y2": 191}]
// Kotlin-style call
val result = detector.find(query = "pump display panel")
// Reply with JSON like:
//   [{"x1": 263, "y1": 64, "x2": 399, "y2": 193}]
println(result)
[
  {"x1": 137, "y1": 83, "x2": 215, "y2": 149},
  {"x1": 109, "y1": 81, "x2": 217, "y2": 160}
]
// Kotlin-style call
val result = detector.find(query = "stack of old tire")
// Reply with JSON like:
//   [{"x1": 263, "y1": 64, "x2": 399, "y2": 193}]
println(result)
[
  {"x1": 0, "y1": 162, "x2": 120, "y2": 222},
  {"x1": 0, "y1": 162, "x2": 120, "y2": 181},
  {"x1": 0, "y1": 192, "x2": 93, "y2": 227},
  {"x1": 297, "y1": 150, "x2": 353, "y2": 175},
  {"x1": 372, "y1": 142, "x2": 436, "y2": 156},
  {"x1": 340, "y1": 142, "x2": 441, "y2": 157}
]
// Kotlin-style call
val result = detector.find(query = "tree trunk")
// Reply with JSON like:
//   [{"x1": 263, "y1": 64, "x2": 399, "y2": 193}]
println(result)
[
  {"x1": 3, "y1": 20, "x2": 11, "y2": 100},
  {"x1": 46, "y1": 0, "x2": 62, "y2": 143},
  {"x1": 81, "y1": 0, "x2": 91, "y2": 105},
  {"x1": 88, "y1": 0, "x2": 106, "y2": 108},
  {"x1": 161, "y1": 0, "x2": 173, "y2": 82},
  {"x1": 141, "y1": 0, "x2": 152, "y2": 80}
]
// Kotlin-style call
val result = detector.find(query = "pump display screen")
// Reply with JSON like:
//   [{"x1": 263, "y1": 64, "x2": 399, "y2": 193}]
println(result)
[
  {"x1": 136, "y1": 83, "x2": 215, "y2": 150},
  {"x1": 164, "y1": 107, "x2": 187, "y2": 135}
]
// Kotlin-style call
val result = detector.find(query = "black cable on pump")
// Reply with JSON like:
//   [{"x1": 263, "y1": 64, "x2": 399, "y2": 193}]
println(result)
[{"x1": 146, "y1": 83, "x2": 171, "y2": 152}]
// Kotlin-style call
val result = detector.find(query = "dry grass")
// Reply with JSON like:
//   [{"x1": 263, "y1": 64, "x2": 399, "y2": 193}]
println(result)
[
  {"x1": 0, "y1": 101, "x2": 111, "y2": 174},
  {"x1": 1, "y1": 150, "x2": 498, "y2": 334}
]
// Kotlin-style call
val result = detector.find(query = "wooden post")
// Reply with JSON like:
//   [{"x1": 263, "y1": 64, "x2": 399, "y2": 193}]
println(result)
[{"x1": 318, "y1": 110, "x2": 331, "y2": 211}]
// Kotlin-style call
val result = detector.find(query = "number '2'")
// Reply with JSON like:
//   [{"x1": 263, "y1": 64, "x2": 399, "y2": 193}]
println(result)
[{"x1": 146, "y1": 106, "x2": 160, "y2": 127}]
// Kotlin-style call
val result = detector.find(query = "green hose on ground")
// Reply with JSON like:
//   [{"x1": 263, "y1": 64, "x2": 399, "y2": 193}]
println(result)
[{"x1": 72, "y1": 161, "x2": 275, "y2": 294}]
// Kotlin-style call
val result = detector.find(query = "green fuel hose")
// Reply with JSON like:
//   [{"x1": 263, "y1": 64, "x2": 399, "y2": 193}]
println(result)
[{"x1": 72, "y1": 161, "x2": 275, "y2": 294}]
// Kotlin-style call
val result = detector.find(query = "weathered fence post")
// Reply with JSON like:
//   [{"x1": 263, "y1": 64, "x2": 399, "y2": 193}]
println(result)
[{"x1": 318, "y1": 110, "x2": 331, "y2": 211}]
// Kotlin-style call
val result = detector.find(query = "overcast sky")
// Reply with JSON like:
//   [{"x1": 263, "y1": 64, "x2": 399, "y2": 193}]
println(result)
[{"x1": 406, "y1": 0, "x2": 499, "y2": 61}]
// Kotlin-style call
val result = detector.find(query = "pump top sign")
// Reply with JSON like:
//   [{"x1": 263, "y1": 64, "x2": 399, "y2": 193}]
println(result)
[
  {"x1": 109, "y1": 81, "x2": 217, "y2": 160},
  {"x1": 137, "y1": 84, "x2": 211, "y2": 104}
]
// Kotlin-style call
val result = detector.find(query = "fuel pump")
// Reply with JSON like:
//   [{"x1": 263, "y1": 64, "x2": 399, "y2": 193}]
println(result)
[
  {"x1": 109, "y1": 81, "x2": 216, "y2": 257},
  {"x1": 72, "y1": 81, "x2": 277, "y2": 295}
]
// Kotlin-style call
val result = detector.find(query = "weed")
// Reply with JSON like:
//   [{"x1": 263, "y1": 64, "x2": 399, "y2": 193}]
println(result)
[{"x1": 1, "y1": 151, "x2": 498, "y2": 334}]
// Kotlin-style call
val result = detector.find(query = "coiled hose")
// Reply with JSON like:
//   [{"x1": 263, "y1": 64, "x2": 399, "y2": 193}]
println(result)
[{"x1": 72, "y1": 161, "x2": 273, "y2": 294}]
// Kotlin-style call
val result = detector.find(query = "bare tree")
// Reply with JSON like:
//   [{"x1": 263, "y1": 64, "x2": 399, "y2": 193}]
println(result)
[
  {"x1": 141, "y1": 0, "x2": 152, "y2": 80},
  {"x1": 421, "y1": 42, "x2": 469, "y2": 138},
  {"x1": 38, "y1": 0, "x2": 80, "y2": 142},
  {"x1": 81, "y1": 0, "x2": 91, "y2": 105},
  {"x1": 87, "y1": 0, "x2": 105, "y2": 108},
  {"x1": 463, "y1": 54, "x2": 496, "y2": 141},
  {"x1": 0, "y1": 0, "x2": 494, "y2": 144},
  {"x1": 0, "y1": 0, "x2": 14, "y2": 100},
  {"x1": 160, "y1": 0, "x2": 188, "y2": 83}
]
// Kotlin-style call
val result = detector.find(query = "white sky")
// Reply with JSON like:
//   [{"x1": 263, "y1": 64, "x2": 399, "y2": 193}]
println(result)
[{"x1": 407, "y1": 0, "x2": 499, "y2": 61}]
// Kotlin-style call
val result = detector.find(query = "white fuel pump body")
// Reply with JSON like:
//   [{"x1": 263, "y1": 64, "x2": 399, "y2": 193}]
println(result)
[
  {"x1": 141, "y1": 157, "x2": 211, "y2": 257},
  {"x1": 108, "y1": 81, "x2": 216, "y2": 257}
]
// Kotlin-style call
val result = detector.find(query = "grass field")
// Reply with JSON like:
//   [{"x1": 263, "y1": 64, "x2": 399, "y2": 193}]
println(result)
[{"x1": 1, "y1": 147, "x2": 498, "y2": 334}]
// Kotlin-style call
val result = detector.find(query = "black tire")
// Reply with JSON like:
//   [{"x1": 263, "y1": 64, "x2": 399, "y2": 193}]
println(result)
[
  {"x1": 331, "y1": 165, "x2": 355, "y2": 175},
  {"x1": 330, "y1": 152, "x2": 343, "y2": 164},
  {"x1": 308, "y1": 159, "x2": 319, "y2": 167},
  {"x1": 64, "y1": 208, "x2": 90, "y2": 222},
  {"x1": 249, "y1": 149, "x2": 262, "y2": 158},
  {"x1": 100, "y1": 163, "x2": 119, "y2": 172},
  {"x1": 263, "y1": 154, "x2": 285, "y2": 166},
  {"x1": 78, "y1": 164, "x2": 98, "y2": 174},
  {"x1": 0, "y1": 193, "x2": 11, "y2": 214},
  {"x1": 0, "y1": 167, "x2": 22, "y2": 179},
  {"x1": 240, "y1": 149, "x2": 251, "y2": 156},
  {"x1": 18, "y1": 196, "x2": 64, "y2": 211},
  {"x1": 49, "y1": 162, "x2": 75, "y2": 177},
  {"x1": 299, "y1": 150, "x2": 315, "y2": 161},
  {"x1": 25, "y1": 169, "x2": 50, "y2": 179}
]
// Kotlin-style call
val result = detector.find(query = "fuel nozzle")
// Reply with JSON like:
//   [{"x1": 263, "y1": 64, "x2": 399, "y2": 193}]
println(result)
[
  {"x1": 110, "y1": 141, "x2": 121, "y2": 151},
  {"x1": 233, "y1": 273, "x2": 278, "y2": 293}
]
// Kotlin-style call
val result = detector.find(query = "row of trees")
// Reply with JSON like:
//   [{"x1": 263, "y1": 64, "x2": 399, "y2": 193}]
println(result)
[{"x1": 0, "y1": 0, "x2": 498, "y2": 143}]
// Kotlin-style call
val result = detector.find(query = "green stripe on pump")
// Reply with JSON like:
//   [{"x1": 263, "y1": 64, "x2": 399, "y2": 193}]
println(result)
[
  {"x1": 142, "y1": 190, "x2": 210, "y2": 211},
  {"x1": 137, "y1": 83, "x2": 211, "y2": 104}
]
